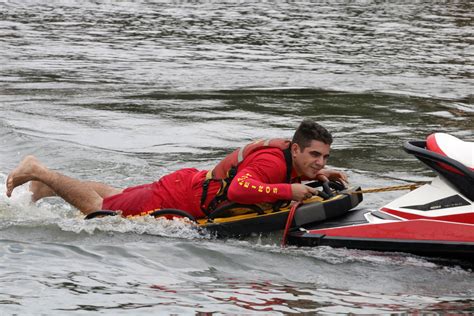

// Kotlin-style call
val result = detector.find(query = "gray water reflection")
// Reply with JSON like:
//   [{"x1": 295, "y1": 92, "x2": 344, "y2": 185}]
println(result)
[
  {"x1": 1, "y1": 236, "x2": 473, "y2": 314},
  {"x1": 3, "y1": 211, "x2": 474, "y2": 313}
]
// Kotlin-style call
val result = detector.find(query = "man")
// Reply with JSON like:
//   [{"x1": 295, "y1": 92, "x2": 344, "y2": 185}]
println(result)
[{"x1": 5, "y1": 119, "x2": 347, "y2": 218}]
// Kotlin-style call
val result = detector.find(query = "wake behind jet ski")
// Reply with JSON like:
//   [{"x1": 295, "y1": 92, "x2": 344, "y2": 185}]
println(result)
[{"x1": 288, "y1": 133, "x2": 474, "y2": 261}]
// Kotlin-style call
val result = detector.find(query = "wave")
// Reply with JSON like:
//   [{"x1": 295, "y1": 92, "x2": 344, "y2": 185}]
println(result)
[{"x1": 124, "y1": 87, "x2": 472, "y2": 103}]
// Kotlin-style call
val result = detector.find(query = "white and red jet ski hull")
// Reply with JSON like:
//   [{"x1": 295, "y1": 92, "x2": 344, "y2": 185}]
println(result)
[
  {"x1": 288, "y1": 134, "x2": 474, "y2": 261},
  {"x1": 288, "y1": 213, "x2": 474, "y2": 260}
]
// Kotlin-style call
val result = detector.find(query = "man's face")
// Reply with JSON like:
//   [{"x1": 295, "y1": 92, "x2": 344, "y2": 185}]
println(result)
[{"x1": 292, "y1": 140, "x2": 331, "y2": 178}]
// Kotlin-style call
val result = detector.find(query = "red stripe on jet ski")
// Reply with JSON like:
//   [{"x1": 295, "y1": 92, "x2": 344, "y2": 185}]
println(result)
[
  {"x1": 308, "y1": 219, "x2": 474, "y2": 242},
  {"x1": 426, "y1": 133, "x2": 445, "y2": 156},
  {"x1": 381, "y1": 207, "x2": 474, "y2": 224},
  {"x1": 426, "y1": 133, "x2": 463, "y2": 175}
]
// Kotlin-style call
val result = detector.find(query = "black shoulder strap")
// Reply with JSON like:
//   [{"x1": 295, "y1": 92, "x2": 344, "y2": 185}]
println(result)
[
  {"x1": 283, "y1": 147, "x2": 292, "y2": 183},
  {"x1": 272, "y1": 147, "x2": 293, "y2": 212},
  {"x1": 200, "y1": 179, "x2": 211, "y2": 216}
]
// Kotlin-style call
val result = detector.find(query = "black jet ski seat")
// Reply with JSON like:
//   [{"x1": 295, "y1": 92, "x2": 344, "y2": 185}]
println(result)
[{"x1": 404, "y1": 133, "x2": 474, "y2": 201}]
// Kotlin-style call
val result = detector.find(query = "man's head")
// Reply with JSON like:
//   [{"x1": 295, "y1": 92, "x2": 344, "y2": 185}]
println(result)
[{"x1": 291, "y1": 119, "x2": 333, "y2": 178}]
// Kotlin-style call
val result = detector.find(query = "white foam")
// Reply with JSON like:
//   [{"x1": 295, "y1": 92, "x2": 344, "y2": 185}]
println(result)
[
  {"x1": 58, "y1": 215, "x2": 209, "y2": 240},
  {"x1": 0, "y1": 173, "x2": 68, "y2": 223}
]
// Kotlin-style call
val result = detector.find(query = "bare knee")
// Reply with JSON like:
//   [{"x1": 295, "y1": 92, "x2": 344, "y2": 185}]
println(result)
[
  {"x1": 83, "y1": 181, "x2": 123, "y2": 198},
  {"x1": 79, "y1": 198, "x2": 104, "y2": 216}
]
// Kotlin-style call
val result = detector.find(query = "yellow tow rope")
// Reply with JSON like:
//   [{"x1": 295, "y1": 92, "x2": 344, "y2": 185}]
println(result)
[{"x1": 351, "y1": 182, "x2": 429, "y2": 194}]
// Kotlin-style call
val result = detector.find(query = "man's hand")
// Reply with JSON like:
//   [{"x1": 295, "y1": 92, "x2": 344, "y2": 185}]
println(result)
[
  {"x1": 316, "y1": 169, "x2": 348, "y2": 186},
  {"x1": 291, "y1": 183, "x2": 318, "y2": 201}
]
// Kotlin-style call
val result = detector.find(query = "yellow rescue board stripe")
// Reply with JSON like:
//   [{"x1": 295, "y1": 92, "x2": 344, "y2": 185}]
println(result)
[{"x1": 197, "y1": 194, "x2": 344, "y2": 226}]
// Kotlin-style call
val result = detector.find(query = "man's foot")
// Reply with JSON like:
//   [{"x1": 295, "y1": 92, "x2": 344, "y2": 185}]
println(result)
[{"x1": 6, "y1": 155, "x2": 43, "y2": 197}]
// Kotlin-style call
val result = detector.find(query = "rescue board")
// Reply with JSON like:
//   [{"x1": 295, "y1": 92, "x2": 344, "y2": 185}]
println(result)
[
  {"x1": 196, "y1": 186, "x2": 362, "y2": 237},
  {"x1": 86, "y1": 183, "x2": 363, "y2": 238}
]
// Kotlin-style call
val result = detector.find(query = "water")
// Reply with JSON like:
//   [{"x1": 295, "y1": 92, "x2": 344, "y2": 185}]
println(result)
[{"x1": 1, "y1": 1, "x2": 473, "y2": 314}]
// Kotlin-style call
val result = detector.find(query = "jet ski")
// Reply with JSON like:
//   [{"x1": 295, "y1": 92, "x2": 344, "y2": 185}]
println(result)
[{"x1": 288, "y1": 133, "x2": 474, "y2": 261}]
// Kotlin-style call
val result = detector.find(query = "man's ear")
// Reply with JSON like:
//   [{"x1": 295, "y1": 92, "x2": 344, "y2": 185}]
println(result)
[{"x1": 291, "y1": 143, "x2": 300, "y2": 156}]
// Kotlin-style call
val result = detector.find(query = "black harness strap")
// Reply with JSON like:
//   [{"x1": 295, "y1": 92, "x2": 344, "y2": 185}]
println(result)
[
  {"x1": 272, "y1": 147, "x2": 293, "y2": 212},
  {"x1": 200, "y1": 166, "x2": 238, "y2": 215},
  {"x1": 200, "y1": 179, "x2": 212, "y2": 216},
  {"x1": 283, "y1": 147, "x2": 293, "y2": 183}
]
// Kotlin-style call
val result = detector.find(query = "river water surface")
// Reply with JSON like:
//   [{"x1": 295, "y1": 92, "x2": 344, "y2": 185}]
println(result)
[{"x1": 0, "y1": 1, "x2": 473, "y2": 314}]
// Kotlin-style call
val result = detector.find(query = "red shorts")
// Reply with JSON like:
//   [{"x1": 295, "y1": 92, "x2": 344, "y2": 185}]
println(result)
[
  {"x1": 101, "y1": 168, "x2": 212, "y2": 218},
  {"x1": 102, "y1": 183, "x2": 163, "y2": 217}
]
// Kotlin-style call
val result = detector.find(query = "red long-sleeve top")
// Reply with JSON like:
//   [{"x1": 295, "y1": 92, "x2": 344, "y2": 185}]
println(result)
[
  {"x1": 226, "y1": 147, "x2": 297, "y2": 204},
  {"x1": 192, "y1": 147, "x2": 299, "y2": 215}
]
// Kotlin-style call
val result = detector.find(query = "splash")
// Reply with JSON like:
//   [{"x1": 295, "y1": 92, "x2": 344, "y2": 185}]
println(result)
[
  {"x1": 0, "y1": 173, "x2": 70, "y2": 228},
  {"x1": 58, "y1": 215, "x2": 210, "y2": 240}
]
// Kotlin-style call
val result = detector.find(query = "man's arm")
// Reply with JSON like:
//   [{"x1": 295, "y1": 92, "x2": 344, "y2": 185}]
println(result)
[
  {"x1": 226, "y1": 151, "x2": 317, "y2": 204},
  {"x1": 227, "y1": 171, "x2": 292, "y2": 204}
]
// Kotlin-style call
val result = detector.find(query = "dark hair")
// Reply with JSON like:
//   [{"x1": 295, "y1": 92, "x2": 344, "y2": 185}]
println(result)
[{"x1": 292, "y1": 119, "x2": 333, "y2": 149}]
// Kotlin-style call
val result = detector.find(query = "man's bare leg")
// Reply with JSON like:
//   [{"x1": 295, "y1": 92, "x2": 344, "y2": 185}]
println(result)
[
  {"x1": 30, "y1": 180, "x2": 122, "y2": 203},
  {"x1": 6, "y1": 156, "x2": 120, "y2": 215},
  {"x1": 30, "y1": 181, "x2": 56, "y2": 202}
]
